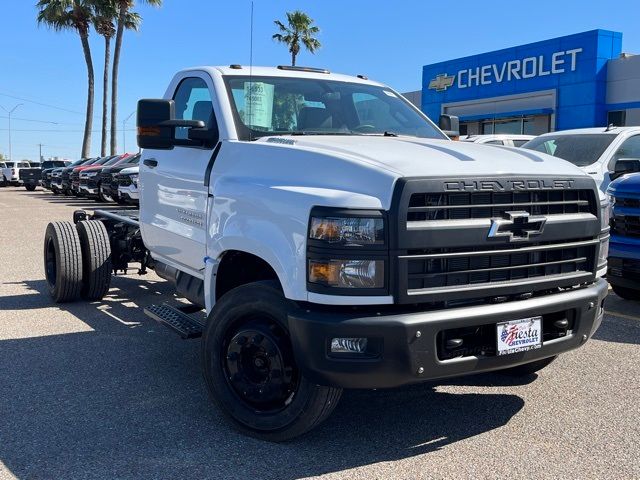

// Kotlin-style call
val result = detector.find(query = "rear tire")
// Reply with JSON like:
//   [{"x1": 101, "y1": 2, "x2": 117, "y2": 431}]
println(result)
[
  {"x1": 25, "y1": 184, "x2": 37, "y2": 191},
  {"x1": 202, "y1": 281, "x2": 342, "y2": 441},
  {"x1": 612, "y1": 285, "x2": 637, "y2": 301},
  {"x1": 76, "y1": 220, "x2": 112, "y2": 301},
  {"x1": 43, "y1": 221, "x2": 83, "y2": 303},
  {"x1": 500, "y1": 356, "x2": 557, "y2": 376}
]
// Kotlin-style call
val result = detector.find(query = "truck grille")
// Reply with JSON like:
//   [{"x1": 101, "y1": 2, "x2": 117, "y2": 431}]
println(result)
[
  {"x1": 118, "y1": 175, "x2": 133, "y2": 186},
  {"x1": 611, "y1": 215, "x2": 640, "y2": 237},
  {"x1": 408, "y1": 190, "x2": 593, "y2": 221},
  {"x1": 394, "y1": 177, "x2": 601, "y2": 304},
  {"x1": 406, "y1": 241, "x2": 596, "y2": 291}
]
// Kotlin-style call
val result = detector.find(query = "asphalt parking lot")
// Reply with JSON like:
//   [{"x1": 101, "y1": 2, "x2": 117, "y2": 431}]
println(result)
[{"x1": 0, "y1": 186, "x2": 638, "y2": 480}]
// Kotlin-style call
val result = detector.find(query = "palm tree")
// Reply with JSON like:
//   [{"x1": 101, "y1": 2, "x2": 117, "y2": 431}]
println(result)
[
  {"x1": 110, "y1": 0, "x2": 161, "y2": 155},
  {"x1": 37, "y1": 0, "x2": 95, "y2": 158},
  {"x1": 272, "y1": 11, "x2": 321, "y2": 67},
  {"x1": 92, "y1": 0, "x2": 117, "y2": 157}
]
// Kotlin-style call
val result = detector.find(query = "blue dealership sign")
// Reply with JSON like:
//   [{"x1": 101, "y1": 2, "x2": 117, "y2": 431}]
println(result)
[{"x1": 422, "y1": 30, "x2": 622, "y2": 130}]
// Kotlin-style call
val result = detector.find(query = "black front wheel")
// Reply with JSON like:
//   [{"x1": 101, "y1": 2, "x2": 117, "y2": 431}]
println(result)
[
  {"x1": 43, "y1": 221, "x2": 83, "y2": 303},
  {"x1": 25, "y1": 184, "x2": 37, "y2": 191},
  {"x1": 202, "y1": 281, "x2": 342, "y2": 442}
]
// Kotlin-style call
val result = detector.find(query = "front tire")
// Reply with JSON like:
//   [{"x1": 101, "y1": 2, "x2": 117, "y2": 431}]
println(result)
[
  {"x1": 612, "y1": 285, "x2": 637, "y2": 301},
  {"x1": 202, "y1": 281, "x2": 342, "y2": 441},
  {"x1": 43, "y1": 221, "x2": 83, "y2": 303},
  {"x1": 76, "y1": 220, "x2": 112, "y2": 300},
  {"x1": 500, "y1": 355, "x2": 557, "y2": 376},
  {"x1": 25, "y1": 184, "x2": 37, "y2": 191}
]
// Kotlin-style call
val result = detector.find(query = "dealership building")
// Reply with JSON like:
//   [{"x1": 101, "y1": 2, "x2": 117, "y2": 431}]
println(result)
[{"x1": 407, "y1": 30, "x2": 640, "y2": 135}]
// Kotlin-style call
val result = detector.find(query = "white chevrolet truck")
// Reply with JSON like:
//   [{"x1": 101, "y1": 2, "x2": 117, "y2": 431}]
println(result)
[{"x1": 43, "y1": 65, "x2": 609, "y2": 441}]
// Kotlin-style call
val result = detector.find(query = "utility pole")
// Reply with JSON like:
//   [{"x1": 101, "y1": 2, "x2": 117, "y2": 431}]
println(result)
[
  {"x1": 123, "y1": 110, "x2": 135, "y2": 153},
  {"x1": 38, "y1": 143, "x2": 44, "y2": 161},
  {"x1": 0, "y1": 103, "x2": 23, "y2": 160}
]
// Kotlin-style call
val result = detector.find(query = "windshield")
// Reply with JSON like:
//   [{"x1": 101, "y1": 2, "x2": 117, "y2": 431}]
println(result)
[
  {"x1": 522, "y1": 134, "x2": 617, "y2": 167},
  {"x1": 43, "y1": 161, "x2": 67, "y2": 169},
  {"x1": 224, "y1": 76, "x2": 446, "y2": 141}
]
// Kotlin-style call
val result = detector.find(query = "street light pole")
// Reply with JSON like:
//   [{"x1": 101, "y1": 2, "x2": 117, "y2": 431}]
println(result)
[
  {"x1": 123, "y1": 110, "x2": 135, "y2": 153},
  {"x1": 0, "y1": 103, "x2": 23, "y2": 160}
]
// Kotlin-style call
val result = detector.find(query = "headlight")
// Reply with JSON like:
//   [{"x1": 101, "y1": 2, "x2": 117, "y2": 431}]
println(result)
[
  {"x1": 86, "y1": 171, "x2": 98, "y2": 177},
  {"x1": 309, "y1": 216, "x2": 384, "y2": 247},
  {"x1": 309, "y1": 259, "x2": 384, "y2": 289},
  {"x1": 598, "y1": 236, "x2": 609, "y2": 267},
  {"x1": 600, "y1": 201, "x2": 610, "y2": 231},
  {"x1": 130, "y1": 174, "x2": 139, "y2": 186}
]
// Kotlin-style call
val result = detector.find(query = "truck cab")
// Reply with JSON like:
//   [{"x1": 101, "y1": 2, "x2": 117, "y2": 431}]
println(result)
[
  {"x1": 43, "y1": 66, "x2": 609, "y2": 441},
  {"x1": 522, "y1": 126, "x2": 640, "y2": 192}
]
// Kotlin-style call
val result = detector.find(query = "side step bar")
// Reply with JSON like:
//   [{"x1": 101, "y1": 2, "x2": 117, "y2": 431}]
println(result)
[{"x1": 144, "y1": 304, "x2": 205, "y2": 339}]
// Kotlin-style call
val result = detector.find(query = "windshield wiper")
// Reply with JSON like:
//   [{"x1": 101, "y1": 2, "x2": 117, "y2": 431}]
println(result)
[
  {"x1": 288, "y1": 131, "x2": 357, "y2": 136},
  {"x1": 383, "y1": 131, "x2": 398, "y2": 137}
]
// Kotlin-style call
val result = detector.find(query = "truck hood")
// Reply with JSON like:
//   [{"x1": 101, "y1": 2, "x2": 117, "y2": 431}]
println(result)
[
  {"x1": 259, "y1": 135, "x2": 588, "y2": 178},
  {"x1": 608, "y1": 172, "x2": 640, "y2": 199}
]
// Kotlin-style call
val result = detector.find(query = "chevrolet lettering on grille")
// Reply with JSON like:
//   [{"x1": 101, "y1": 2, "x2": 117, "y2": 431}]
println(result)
[{"x1": 488, "y1": 211, "x2": 547, "y2": 242}]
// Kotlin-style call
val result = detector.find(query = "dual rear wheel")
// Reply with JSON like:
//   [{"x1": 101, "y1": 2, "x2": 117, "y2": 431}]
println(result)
[{"x1": 43, "y1": 220, "x2": 112, "y2": 303}]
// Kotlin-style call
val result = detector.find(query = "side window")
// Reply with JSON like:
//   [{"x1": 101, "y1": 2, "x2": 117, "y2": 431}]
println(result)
[
  {"x1": 172, "y1": 77, "x2": 218, "y2": 143},
  {"x1": 610, "y1": 135, "x2": 640, "y2": 171},
  {"x1": 484, "y1": 140, "x2": 504, "y2": 145},
  {"x1": 352, "y1": 93, "x2": 404, "y2": 130}
]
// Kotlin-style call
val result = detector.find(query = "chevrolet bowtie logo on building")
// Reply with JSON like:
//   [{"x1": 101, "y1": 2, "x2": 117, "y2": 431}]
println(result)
[
  {"x1": 428, "y1": 73, "x2": 455, "y2": 92},
  {"x1": 488, "y1": 211, "x2": 547, "y2": 242}
]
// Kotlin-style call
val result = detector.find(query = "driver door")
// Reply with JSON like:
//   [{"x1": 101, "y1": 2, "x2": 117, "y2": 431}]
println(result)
[{"x1": 140, "y1": 74, "x2": 219, "y2": 275}]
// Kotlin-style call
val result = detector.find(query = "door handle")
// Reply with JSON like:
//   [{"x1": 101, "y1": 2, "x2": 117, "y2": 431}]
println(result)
[{"x1": 144, "y1": 158, "x2": 158, "y2": 168}]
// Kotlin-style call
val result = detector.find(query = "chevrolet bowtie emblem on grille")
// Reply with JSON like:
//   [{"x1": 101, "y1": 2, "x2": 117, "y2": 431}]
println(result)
[
  {"x1": 428, "y1": 73, "x2": 455, "y2": 92},
  {"x1": 488, "y1": 211, "x2": 547, "y2": 242}
]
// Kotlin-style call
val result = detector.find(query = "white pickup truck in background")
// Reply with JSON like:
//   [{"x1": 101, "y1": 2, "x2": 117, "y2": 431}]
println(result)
[
  {"x1": 1, "y1": 161, "x2": 32, "y2": 186},
  {"x1": 42, "y1": 65, "x2": 609, "y2": 441},
  {"x1": 523, "y1": 126, "x2": 640, "y2": 191}
]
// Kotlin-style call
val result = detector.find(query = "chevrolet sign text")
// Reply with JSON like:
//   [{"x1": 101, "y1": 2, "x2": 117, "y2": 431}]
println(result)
[{"x1": 456, "y1": 48, "x2": 582, "y2": 89}]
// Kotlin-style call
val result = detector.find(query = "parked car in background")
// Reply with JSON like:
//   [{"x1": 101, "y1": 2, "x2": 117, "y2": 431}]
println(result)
[
  {"x1": 607, "y1": 160, "x2": 640, "y2": 300},
  {"x1": 70, "y1": 157, "x2": 116, "y2": 196},
  {"x1": 19, "y1": 160, "x2": 68, "y2": 191},
  {"x1": 78, "y1": 154, "x2": 130, "y2": 200},
  {"x1": 100, "y1": 153, "x2": 140, "y2": 202},
  {"x1": 460, "y1": 134, "x2": 535, "y2": 147},
  {"x1": 54, "y1": 158, "x2": 95, "y2": 195},
  {"x1": 522, "y1": 126, "x2": 640, "y2": 191},
  {"x1": 116, "y1": 165, "x2": 139, "y2": 204},
  {"x1": 1, "y1": 161, "x2": 31, "y2": 186}
]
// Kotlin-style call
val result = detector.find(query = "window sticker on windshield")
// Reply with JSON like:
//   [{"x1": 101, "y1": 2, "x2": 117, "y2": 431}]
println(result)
[
  {"x1": 382, "y1": 90, "x2": 397, "y2": 97},
  {"x1": 244, "y1": 82, "x2": 274, "y2": 129}
]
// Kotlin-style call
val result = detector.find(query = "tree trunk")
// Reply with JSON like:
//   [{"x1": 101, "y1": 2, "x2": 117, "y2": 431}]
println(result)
[
  {"x1": 79, "y1": 30, "x2": 94, "y2": 159},
  {"x1": 291, "y1": 52, "x2": 296, "y2": 66},
  {"x1": 101, "y1": 36, "x2": 111, "y2": 157},
  {"x1": 111, "y1": 5, "x2": 126, "y2": 155}
]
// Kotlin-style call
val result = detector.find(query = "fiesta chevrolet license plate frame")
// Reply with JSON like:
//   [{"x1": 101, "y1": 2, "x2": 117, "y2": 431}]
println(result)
[{"x1": 496, "y1": 316, "x2": 542, "y2": 356}]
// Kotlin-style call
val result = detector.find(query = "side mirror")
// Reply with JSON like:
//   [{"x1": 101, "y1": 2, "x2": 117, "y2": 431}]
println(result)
[
  {"x1": 137, "y1": 99, "x2": 206, "y2": 149},
  {"x1": 612, "y1": 158, "x2": 640, "y2": 180},
  {"x1": 439, "y1": 114, "x2": 460, "y2": 140}
]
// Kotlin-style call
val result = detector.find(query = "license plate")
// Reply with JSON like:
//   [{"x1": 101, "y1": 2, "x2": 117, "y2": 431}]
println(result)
[{"x1": 496, "y1": 316, "x2": 542, "y2": 356}]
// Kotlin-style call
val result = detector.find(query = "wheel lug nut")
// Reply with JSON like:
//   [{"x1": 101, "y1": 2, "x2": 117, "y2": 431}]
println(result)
[{"x1": 251, "y1": 334, "x2": 264, "y2": 344}]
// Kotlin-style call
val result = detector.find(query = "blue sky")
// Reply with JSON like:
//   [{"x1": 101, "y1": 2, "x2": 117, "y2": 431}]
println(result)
[{"x1": 1, "y1": 0, "x2": 639, "y2": 161}]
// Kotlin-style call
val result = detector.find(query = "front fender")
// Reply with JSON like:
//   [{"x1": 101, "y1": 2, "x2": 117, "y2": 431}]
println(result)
[{"x1": 206, "y1": 177, "x2": 385, "y2": 307}]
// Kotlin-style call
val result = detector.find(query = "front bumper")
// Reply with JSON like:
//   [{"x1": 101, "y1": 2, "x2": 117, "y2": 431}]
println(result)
[
  {"x1": 288, "y1": 278, "x2": 608, "y2": 389},
  {"x1": 608, "y1": 235, "x2": 640, "y2": 290},
  {"x1": 79, "y1": 185, "x2": 97, "y2": 196},
  {"x1": 118, "y1": 185, "x2": 139, "y2": 201}
]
